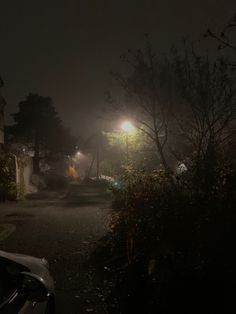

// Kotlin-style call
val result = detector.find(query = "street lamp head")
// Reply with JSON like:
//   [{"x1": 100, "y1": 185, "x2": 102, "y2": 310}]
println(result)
[{"x1": 121, "y1": 120, "x2": 135, "y2": 133}]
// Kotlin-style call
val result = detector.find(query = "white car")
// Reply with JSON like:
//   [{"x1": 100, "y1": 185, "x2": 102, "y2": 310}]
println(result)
[{"x1": 0, "y1": 250, "x2": 55, "y2": 313}]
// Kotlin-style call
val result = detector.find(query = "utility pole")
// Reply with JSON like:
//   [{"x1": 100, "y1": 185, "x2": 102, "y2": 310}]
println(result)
[{"x1": 96, "y1": 144, "x2": 100, "y2": 180}]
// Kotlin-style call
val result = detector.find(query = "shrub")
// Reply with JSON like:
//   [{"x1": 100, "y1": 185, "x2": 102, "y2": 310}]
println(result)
[
  {"x1": 102, "y1": 162, "x2": 236, "y2": 313},
  {"x1": 0, "y1": 154, "x2": 17, "y2": 201}
]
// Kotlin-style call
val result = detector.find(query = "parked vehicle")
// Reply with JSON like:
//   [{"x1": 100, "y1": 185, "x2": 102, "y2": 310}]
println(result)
[{"x1": 0, "y1": 250, "x2": 55, "y2": 313}]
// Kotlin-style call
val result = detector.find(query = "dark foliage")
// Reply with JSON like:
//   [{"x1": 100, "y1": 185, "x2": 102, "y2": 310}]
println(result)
[
  {"x1": 8, "y1": 93, "x2": 76, "y2": 173},
  {"x1": 96, "y1": 162, "x2": 236, "y2": 313},
  {"x1": 0, "y1": 154, "x2": 17, "y2": 201}
]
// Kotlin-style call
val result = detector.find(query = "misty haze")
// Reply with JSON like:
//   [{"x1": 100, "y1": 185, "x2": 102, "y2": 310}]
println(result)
[{"x1": 0, "y1": 1, "x2": 236, "y2": 313}]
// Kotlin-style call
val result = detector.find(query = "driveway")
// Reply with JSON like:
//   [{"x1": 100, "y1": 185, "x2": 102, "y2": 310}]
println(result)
[{"x1": 0, "y1": 182, "x2": 111, "y2": 313}]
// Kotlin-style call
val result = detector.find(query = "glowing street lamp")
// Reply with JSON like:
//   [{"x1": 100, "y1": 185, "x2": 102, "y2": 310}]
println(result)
[
  {"x1": 121, "y1": 120, "x2": 135, "y2": 162},
  {"x1": 121, "y1": 120, "x2": 135, "y2": 133}
]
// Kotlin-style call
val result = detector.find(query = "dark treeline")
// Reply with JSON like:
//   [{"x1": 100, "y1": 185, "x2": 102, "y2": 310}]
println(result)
[{"x1": 0, "y1": 91, "x2": 77, "y2": 200}]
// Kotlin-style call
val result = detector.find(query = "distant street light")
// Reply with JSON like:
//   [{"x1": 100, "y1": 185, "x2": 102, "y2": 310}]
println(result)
[
  {"x1": 121, "y1": 120, "x2": 135, "y2": 162},
  {"x1": 74, "y1": 151, "x2": 83, "y2": 164}
]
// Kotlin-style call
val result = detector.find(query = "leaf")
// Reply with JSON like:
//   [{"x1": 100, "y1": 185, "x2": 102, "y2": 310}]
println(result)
[{"x1": 148, "y1": 259, "x2": 157, "y2": 275}]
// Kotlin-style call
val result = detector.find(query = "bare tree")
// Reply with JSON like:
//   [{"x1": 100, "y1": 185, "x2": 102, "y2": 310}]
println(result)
[
  {"x1": 109, "y1": 37, "x2": 175, "y2": 172},
  {"x1": 174, "y1": 48, "x2": 236, "y2": 166},
  {"x1": 204, "y1": 13, "x2": 236, "y2": 67}
]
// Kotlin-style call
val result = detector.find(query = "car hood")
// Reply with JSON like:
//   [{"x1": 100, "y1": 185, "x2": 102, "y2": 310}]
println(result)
[{"x1": 0, "y1": 250, "x2": 54, "y2": 292}]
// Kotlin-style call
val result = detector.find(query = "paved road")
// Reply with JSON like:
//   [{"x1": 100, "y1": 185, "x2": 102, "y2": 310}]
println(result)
[{"x1": 0, "y1": 182, "x2": 111, "y2": 313}]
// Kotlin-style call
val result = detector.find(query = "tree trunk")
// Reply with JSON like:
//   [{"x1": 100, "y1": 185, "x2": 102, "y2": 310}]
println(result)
[
  {"x1": 87, "y1": 154, "x2": 95, "y2": 178},
  {"x1": 96, "y1": 145, "x2": 100, "y2": 180},
  {"x1": 154, "y1": 134, "x2": 169, "y2": 172}
]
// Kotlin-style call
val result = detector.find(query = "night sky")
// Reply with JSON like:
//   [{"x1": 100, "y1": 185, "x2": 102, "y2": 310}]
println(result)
[{"x1": 0, "y1": 0, "x2": 235, "y2": 138}]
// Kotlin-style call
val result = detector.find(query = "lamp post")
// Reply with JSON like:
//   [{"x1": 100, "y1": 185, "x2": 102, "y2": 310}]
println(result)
[
  {"x1": 121, "y1": 120, "x2": 135, "y2": 162},
  {"x1": 121, "y1": 120, "x2": 135, "y2": 264}
]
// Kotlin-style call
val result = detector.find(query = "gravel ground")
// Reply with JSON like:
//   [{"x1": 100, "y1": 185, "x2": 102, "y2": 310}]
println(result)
[{"x1": 0, "y1": 182, "x2": 112, "y2": 314}]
